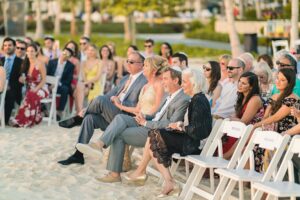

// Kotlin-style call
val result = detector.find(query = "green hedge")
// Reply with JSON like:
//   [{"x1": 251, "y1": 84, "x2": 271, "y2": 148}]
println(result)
[
  {"x1": 37, "y1": 34, "x2": 230, "y2": 58},
  {"x1": 27, "y1": 20, "x2": 184, "y2": 34}
]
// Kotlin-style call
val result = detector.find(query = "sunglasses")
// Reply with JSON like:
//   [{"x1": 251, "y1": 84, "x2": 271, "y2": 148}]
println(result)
[
  {"x1": 126, "y1": 60, "x2": 141, "y2": 65},
  {"x1": 276, "y1": 61, "x2": 291, "y2": 67},
  {"x1": 226, "y1": 66, "x2": 240, "y2": 71},
  {"x1": 202, "y1": 65, "x2": 211, "y2": 71},
  {"x1": 144, "y1": 45, "x2": 152, "y2": 48},
  {"x1": 16, "y1": 47, "x2": 26, "y2": 51}
]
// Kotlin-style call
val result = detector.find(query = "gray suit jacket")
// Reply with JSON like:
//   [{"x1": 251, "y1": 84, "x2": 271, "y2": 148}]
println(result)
[
  {"x1": 105, "y1": 73, "x2": 147, "y2": 108},
  {"x1": 145, "y1": 89, "x2": 190, "y2": 129}
]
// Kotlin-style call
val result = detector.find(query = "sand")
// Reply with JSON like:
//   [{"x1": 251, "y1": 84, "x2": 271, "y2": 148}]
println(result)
[{"x1": 0, "y1": 124, "x2": 168, "y2": 200}]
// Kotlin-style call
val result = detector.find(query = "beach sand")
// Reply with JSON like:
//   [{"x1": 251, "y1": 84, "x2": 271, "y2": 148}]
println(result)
[{"x1": 0, "y1": 123, "x2": 251, "y2": 200}]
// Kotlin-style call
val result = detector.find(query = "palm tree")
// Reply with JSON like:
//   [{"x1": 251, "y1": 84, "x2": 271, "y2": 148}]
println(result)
[
  {"x1": 83, "y1": 0, "x2": 92, "y2": 37},
  {"x1": 35, "y1": 0, "x2": 44, "y2": 39},
  {"x1": 70, "y1": 0, "x2": 78, "y2": 36},
  {"x1": 224, "y1": 0, "x2": 244, "y2": 57},
  {"x1": 54, "y1": 0, "x2": 61, "y2": 35},
  {"x1": 255, "y1": 0, "x2": 262, "y2": 20},
  {"x1": 238, "y1": 0, "x2": 244, "y2": 20},
  {"x1": 290, "y1": 0, "x2": 299, "y2": 48}
]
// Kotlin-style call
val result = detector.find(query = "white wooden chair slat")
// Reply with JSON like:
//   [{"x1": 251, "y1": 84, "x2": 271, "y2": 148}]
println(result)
[
  {"x1": 0, "y1": 80, "x2": 8, "y2": 128},
  {"x1": 41, "y1": 76, "x2": 59, "y2": 126}
]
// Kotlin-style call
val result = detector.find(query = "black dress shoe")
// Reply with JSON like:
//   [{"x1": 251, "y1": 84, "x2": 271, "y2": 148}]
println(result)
[
  {"x1": 58, "y1": 155, "x2": 84, "y2": 165},
  {"x1": 58, "y1": 115, "x2": 83, "y2": 128}
]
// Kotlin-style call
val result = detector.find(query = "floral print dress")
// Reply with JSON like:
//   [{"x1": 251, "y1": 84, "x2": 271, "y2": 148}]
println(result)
[{"x1": 14, "y1": 66, "x2": 49, "y2": 127}]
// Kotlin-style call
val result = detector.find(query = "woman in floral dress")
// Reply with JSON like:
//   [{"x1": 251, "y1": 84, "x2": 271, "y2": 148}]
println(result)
[{"x1": 12, "y1": 44, "x2": 48, "y2": 127}]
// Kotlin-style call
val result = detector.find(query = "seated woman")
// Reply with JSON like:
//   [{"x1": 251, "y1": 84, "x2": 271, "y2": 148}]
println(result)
[
  {"x1": 65, "y1": 41, "x2": 80, "y2": 93},
  {"x1": 203, "y1": 61, "x2": 222, "y2": 108},
  {"x1": 0, "y1": 66, "x2": 6, "y2": 93},
  {"x1": 73, "y1": 44, "x2": 102, "y2": 114},
  {"x1": 76, "y1": 55, "x2": 166, "y2": 155},
  {"x1": 12, "y1": 44, "x2": 48, "y2": 127},
  {"x1": 100, "y1": 45, "x2": 116, "y2": 94},
  {"x1": 159, "y1": 42, "x2": 173, "y2": 65},
  {"x1": 124, "y1": 68, "x2": 212, "y2": 197},
  {"x1": 254, "y1": 68, "x2": 298, "y2": 133},
  {"x1": 221, "y1": 72, "x2": 264, "y2": 171},
  {"x1": 253, "y1": 61, "x2": 274, "y2": 101}
]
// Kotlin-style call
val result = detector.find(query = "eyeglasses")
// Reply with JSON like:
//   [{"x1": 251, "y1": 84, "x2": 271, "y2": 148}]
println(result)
[
  {"x1": 276, "y1": 60, "x2": 291, "y2": 68},
  {"x1": 144, "y1": 45, "x2": 152, "y2": 48},
  {"x1": 202, "y1": 65, "x2": 211, "y2": 72},
  {"x1": 126, "y1": 59, "x2": 142, "y2": 65},
  {"x1": 226, "y1": 66, "x2": 240, "y2": 71},
  {"x1": 80, "y1": 42, "x2": 87, "y2": 45},
  {"x1": 16, "y1": 47, "x2": 25, "y2": 51}
]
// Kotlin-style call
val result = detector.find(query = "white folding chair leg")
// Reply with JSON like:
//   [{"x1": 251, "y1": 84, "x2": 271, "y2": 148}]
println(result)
[
  {"x1": 1, "y1": 109, "x2": 4, "y2": 128},
  {"x1": 238, "y1": 180, "x2": 244, "y2": 200},
  {"x1": 212, "y1": 176, "x2": 230, "y2": 200},
  {"x1": 185, "y1": 160, "x2": 190, "y2": 179},
  {"x1": 209, "y1": 168, "x2": 215, "y2": 193},
  {"x1": 220, "y1": 179, "x2": 237, "y2": 200}
]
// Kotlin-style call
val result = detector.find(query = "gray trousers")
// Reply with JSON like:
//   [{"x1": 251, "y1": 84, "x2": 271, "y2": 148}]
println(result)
[
  {"x1": 100, "y1": 114, "x2": 150, "y2": 172},
  {"x1": 77, "y1": 95, "x2": 121, "y2": 144}
]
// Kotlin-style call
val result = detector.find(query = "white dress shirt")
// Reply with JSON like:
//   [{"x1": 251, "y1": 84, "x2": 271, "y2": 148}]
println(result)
[
  {"x1": 152, "y1": 88, "x2": 182, "y2": 122},
  {"x1": 212, "y1": 78, "x2": 238, "y2": 118}
]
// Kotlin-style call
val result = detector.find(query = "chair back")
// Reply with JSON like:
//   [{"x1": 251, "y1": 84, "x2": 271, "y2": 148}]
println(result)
[
  {"x1": 99, "y1": 73, "x2": 107, "y2": 96},
  {"x1": 237, "y1": 128, "x2": 290, "y2": 181},
  {"x1": 206, "y1": 120, "x2": 252, "y2": 168},
  {"x1": 0, "y1": 80, "x2": 8, "y2": 128},
  {"x1": 272, "y1": 40, "x2": 289, "y2": 55}
]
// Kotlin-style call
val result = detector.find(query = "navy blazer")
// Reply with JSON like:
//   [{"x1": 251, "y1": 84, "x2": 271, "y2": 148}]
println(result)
[
  {"x1": 47, "y1": 59, "x2": 74, "y2": 88},
  {"x1": 0, "y1": 56, "x2": 23, "y2": 103}
]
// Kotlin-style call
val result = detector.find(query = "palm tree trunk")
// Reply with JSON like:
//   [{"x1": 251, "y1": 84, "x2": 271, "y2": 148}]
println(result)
[
  {"x1": 54, "y1": 0, "x2": 61, "y2": 35},
  {"x1": 83, "y1": 0, "x2": 92, "y2": 37},
  {"x1": 290, "y1": 0, "x2": 299, "y2": 48},
  {"x1": 224, "y1": 0, "x2": 244, "y2": 57},
  {"x1": 238, "y1": 0, "x2": 244, "y2": 20},
  {"x1": 255, "y1": 0, "x2": 262, "y2": 19},
  {"x1": 124, "y1": 15, "x2": 131, "y2": 42},
  {"x1": 35, "y1": 0, "x2": 44, "y2": 39},
  {"x1": 130, "y1": 14, "x2": 136, "y2": 45},
  {"x1": 70, "y1": 2, "x2": 77, "y2": 36}
]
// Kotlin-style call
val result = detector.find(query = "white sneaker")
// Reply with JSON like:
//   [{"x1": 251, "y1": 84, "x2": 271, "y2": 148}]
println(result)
[{"x1": 76, "y1": 143, "x2": 103, "y2": 158}]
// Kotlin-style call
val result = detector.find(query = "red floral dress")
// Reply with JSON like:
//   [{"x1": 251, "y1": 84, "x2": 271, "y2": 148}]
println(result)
[{"x1": 13, "y1": 66, "x2": 49, "y2": 127}]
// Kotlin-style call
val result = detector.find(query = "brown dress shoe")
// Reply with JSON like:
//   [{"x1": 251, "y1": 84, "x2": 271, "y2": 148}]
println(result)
[{"x1": 96, "y1": 174, "x2": 121, "y2": 183}]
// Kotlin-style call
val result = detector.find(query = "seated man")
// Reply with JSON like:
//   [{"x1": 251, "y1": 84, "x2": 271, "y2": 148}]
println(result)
[
  {"x1": 76, "y1": 67, "x2": 190, "y2": 182},
  {"x1": 212, "y1": 58, "x2": 245, "y2": 119},
  {"x1": 47, "y1": 47, "x2": 75, "y2": 119},
  {"x1": 58, "y1": 51, "x2": 147, "y2": 165},
  {"x1": 171, "y1": 52, "x2": 188, "y2": 70}
]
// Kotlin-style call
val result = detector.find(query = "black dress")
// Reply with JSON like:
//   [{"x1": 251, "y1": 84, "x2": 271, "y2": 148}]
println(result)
[{"x1": 148, "y1": 92, "x2": 212, "y2": 168}]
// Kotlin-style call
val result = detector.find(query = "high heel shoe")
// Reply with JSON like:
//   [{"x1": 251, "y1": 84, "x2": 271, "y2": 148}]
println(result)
[
  {"x1": 123, "y1": 173, "x2": 148, "y2": 186},
  {"x1": 156, "y1": 185, "x2": 181, "y2": 198}
]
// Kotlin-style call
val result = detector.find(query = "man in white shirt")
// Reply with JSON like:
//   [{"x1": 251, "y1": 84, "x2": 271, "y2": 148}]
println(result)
[
  {"x1": 212, "y1": 58, "x2": 245, "y2": 119},
  {"x1": 141, "y1": 38, "x2": 155, "y2": 58},
  {"x1": 76, "y1": 67, "x2": 190, "y2": 183},
  {"x1": 78, "y1": 36, "x2": 90, "y2": 63},
  {"x1": 43, "y1": 36, "x2": 60, "y2": 60},
  {"x1": 172, "y1": 52, "x2": 188, "y2": 70}
]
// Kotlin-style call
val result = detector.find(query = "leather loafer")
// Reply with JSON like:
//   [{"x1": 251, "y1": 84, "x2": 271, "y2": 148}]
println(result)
[
  {"x1": 57, "y1": 155, "x2": 84, "y2": 165},
  {"x1": 96, "y1": 174, "x2": 121, "y2": 183},
  {"x1": 59, "y1": 115, "x2": 83, "y2": 128}
]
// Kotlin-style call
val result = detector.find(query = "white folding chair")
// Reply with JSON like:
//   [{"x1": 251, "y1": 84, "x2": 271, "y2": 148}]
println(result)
[
  {"x1": 41, "y1": 76, "x2": 59, "y2": 126},
  {"x1": 0, "y1": 80, "x2": 8, "y2": 128},
  {"x1": 99, "y1": 72, "x2": 107, "y2": 96},
  {"x1": 179, "y1": 121, "x2": 253, "y2": 200},
  {"x1": 253, "y1": 135, "x2": 300, "y2": 200},
  {"x1": 169, "y1": 119, "x2": 224, "y2": 184},
  {"x1": 272, "y1": 40, "x2": 289, "y2": 55},
  {"x1": 213, "y1": 129, "x2": 290, "y2": 200}
]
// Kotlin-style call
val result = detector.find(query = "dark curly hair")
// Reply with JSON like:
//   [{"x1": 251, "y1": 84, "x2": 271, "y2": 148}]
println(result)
[
  {"x1": 207, "y1": 61, "x2": 221, "y2": 95},
  {"x1": 235, "y1": 72, "x2": 260, "y2": 117},
  {"x1": 99, "y1": 45, "x2": 113, "y2": 60},
  {"x1": 271, "y1": 68, "x2": 296, "y2": 114}
]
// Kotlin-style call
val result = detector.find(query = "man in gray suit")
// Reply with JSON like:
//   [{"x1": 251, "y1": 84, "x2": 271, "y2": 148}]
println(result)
[
  {"x1": 58, "y1": 51, "x2": 147, "y2": 165},
  {"x1": 76, "y1": 67, "x2": 190, "y2": 182}
]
